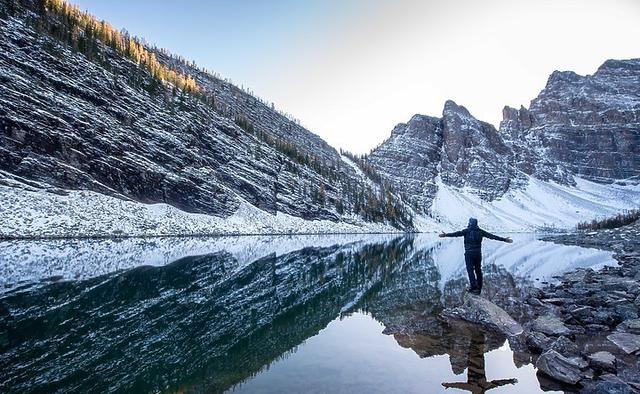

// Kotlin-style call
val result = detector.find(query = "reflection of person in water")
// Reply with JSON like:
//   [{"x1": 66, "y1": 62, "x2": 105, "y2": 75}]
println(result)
[
  {"x1": 442, "y1": 331, "x2": 517, "y2": 393},
  {"x1": 439, "y1": 217, "x2": 513, "y2": 295}
]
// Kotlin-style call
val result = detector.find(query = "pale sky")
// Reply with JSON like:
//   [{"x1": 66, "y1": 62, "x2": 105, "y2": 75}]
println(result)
[{"x1": 74, "y1": 0, "x2": 640, "y2": 153}]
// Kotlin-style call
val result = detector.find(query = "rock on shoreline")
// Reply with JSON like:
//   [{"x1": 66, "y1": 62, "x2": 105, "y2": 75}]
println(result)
[{"x1": 442, "y1": 293, "x2": 524, "y2": 336}]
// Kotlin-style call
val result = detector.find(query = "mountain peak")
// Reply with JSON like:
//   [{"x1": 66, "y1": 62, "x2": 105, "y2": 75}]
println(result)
[
  {"x1": 545, "y1": 70, "x2": 582, "y2": 88},
  {"x1": 596, "y1": 58, "x2": 640, "y2": 75},
  {"x1": 443, "y1": 99, "x2": 464, "y2": 111},
  {"x1": 442, "y1": 100, "x2": 474, "y2": 120}
]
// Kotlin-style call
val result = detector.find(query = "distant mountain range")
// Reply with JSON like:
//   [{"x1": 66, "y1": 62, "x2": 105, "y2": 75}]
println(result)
[
  {"x1": 369, "y1": 59, "x2": 640, "y2": 229},
  {"x1": 0, "y1": 0, "x2": 638, "y2": 237}
]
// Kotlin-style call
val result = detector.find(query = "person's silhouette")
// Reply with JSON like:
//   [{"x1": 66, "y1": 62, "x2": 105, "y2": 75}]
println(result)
[
  {"x1": 442, "y1": 331, "x2": 517, "y2": 393},
  {"x1": 439, "y1": 218, "x2": 513, "y2": 295}
]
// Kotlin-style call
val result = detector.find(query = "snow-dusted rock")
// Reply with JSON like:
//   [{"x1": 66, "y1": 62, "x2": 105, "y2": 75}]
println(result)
[
  {"x1": 531, "y1": 315, "x2": 572, "y2": 337},
  {"x1": 508, "y1": 59, "x2": 640, "y2": 183},
  {"x1": 607, "y1": 332, "x2": 640, "y2": 354}
]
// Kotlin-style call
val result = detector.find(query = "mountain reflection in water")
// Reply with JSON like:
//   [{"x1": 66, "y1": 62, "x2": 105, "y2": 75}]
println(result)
[{"x1": 0, "y1": 234, "x2": 613, "y2": 393}]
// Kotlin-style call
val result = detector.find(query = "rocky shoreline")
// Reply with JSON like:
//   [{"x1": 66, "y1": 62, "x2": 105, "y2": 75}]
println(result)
[
  {"x1": 522, "y1": 222, "x2": 640, "y2": 392},
  {"x1": 523, "y1": 222, "x2": 640, "y2": 392},
  {"x1": 442, "y1": 221, "x2": 640, "y2": 392}
]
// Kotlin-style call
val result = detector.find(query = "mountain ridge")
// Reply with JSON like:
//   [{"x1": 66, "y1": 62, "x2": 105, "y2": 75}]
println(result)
[
  {"x1": 1, "y1": 0, "x2": 639, "y2": 236},
  {"x1": 0, "y1": 0, "x2": 414, "y2": 237}
]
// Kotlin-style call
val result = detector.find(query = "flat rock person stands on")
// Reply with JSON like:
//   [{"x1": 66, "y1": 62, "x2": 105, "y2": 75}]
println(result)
[{"x1": 439, "y1": 218, "x2": 513, "y2": 295}]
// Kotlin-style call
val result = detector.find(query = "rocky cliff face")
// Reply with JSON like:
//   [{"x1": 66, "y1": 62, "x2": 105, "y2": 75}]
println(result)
[
  {"x1": 369, "y1": 100, "x2": 523, "y2": 212},
  {"x1": 369, "y1": 59, "x2": 640, "y2": 219},
  {"x1": 366, "y1": 115, "x2": 442, "y2": 212},
  {"x1": 0, "y1": 1, "x2": 412, "y2": 231},
  {"x1": 502, "y1": 59, "x2": 640, "y2": 183}
]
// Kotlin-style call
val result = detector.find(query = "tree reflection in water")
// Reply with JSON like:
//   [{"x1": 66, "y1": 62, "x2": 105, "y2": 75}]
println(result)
[{"x1": 0, "y1": 234, "x2": 609, "y2": 393}]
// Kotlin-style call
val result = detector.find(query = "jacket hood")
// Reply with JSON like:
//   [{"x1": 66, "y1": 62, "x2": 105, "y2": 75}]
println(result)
[{"x1": 468, "y1": 218, "x2": 478, "y2": 228}]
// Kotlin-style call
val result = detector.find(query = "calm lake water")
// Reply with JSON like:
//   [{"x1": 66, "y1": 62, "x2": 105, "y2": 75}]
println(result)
[{"x1": 0, "y1": 234, "x2": 615, "y2": 393}]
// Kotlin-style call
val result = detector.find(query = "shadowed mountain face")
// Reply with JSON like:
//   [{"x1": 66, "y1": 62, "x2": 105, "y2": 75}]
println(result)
[
  {"x1": 0, "y1": 1, "x2": 410, "y2": 228},
  {"x1": 0, "y1": 234, "x2": 608, "y2": 393}
]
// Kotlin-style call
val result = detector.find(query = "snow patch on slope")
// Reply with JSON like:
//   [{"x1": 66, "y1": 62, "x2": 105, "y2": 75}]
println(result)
[
  {"x1": 0, "y1": 185, "x2": 399, "y2": 239},
  {"x1": 422, "y1": 176, "x2": 640, "y2": 232}
]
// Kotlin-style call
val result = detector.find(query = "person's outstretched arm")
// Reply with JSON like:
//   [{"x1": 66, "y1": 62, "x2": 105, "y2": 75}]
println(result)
[
  {"x1": 481, "y1": 229, "x2": 513, "y2": 243},
  {"x1": 439, "y1": 229, "x2": 466, "y2": 238}
]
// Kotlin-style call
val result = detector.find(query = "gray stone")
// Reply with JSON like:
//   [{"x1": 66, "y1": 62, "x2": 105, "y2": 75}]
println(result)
[
  {"x1": 614, "y1": 304, "x2": 639, "y2": 321},
  {"x1": 531, "y1": 315, "x2": 572, "y2": 336},
  {"x1": 527, "y1": 288, "x2": 545, "y2": 299},
  {"x1": 549, "y1": 336, "x2": 580, "y2": 357},
  {"x1": 587, "y1": 351, "x2": 616, "y2": 373},
  {"x1": 535, "y1": 350, "x2": 583, "y2": 385},
  {"x1": 616, "y1": 318, "x2": 640, "y2": 334},
  {"x1": 607, "y1": 332, "x2": 640, "y2": 354},
  {"x1": 603, "y1": 278, "x2": 640, "y2": 295},
  {"x1": 591, "y1": 309, "x2": 618, "y2": 326},
  {"x1": 527, "y1": 297, "x2": 544, "y2": 307},
  {"x1": 585, "y1": 324, "x2": 610, "y2": 333},
  {"x1": 441, "y1": 293, "x2": 523, "y2": 336},
  {"x1": 568, "y1": 356, "x2": 589, "y2": 370},
  {"x1": 569, "y1": 305, "x2": 595, "y2": 324},
  {"x1": 526, "y1": 331, "x2": 553, "y2": 353},
  {"x1": 563, "y1": 269, "x2": 594, "y2": 283}
]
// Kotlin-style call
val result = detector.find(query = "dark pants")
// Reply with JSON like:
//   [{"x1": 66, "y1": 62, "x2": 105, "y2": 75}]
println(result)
[{"x1": 465, "y1": 252, "x2": 482, "y2": 291}]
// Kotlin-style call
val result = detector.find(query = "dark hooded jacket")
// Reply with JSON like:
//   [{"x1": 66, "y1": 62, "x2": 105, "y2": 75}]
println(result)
[{"x1": 442, "y1": 218, "x2": 508, "y2": 254}]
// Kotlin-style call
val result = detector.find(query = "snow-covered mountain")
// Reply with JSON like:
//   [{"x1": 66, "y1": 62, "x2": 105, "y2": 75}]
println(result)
[
  {"x1": 369, "y1": 60, "x2": 640, "y2": 231},
  {"x1": 0, "y1": 0, "x2": 638, "y2": 237}
]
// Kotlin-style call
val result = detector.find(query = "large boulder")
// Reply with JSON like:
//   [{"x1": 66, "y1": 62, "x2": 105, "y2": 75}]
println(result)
[
  {"x1": 535, "y1": 350, "x2": 583, "y2": 385},
  {"x1": 441, "y1": 293, "x2": 523, "y2": 336},
  {"x1": 549, "y1": 336, "x2": 580, "y2": 357}
]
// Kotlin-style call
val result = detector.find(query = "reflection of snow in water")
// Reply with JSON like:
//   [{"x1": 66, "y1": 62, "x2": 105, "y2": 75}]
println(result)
[
  {"x1": 0, "y1": 234, "x2": 398, "y2": 292},
  {"x1": 431, "y1": 233, "x2": 615, "y2": 287},
  {"x1": 0, "y1": 233, "x2": 615, "y2": 294}
]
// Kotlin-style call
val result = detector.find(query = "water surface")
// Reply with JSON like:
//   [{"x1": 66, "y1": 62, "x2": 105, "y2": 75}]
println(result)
[{"x1": 0, "y1": 234, "x2": 615, "y2": 393}]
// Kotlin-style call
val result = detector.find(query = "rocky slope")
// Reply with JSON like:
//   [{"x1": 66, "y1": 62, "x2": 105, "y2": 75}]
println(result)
[
  {"x1": 503, "y1": 59, "x2": 640, "y2": 183},
  {"x1": 0, "y1": 0, "x2": 411, "y2": 237},
  {"x1": 369, "y1": 60, "x2": 640, "y2": 229}
]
